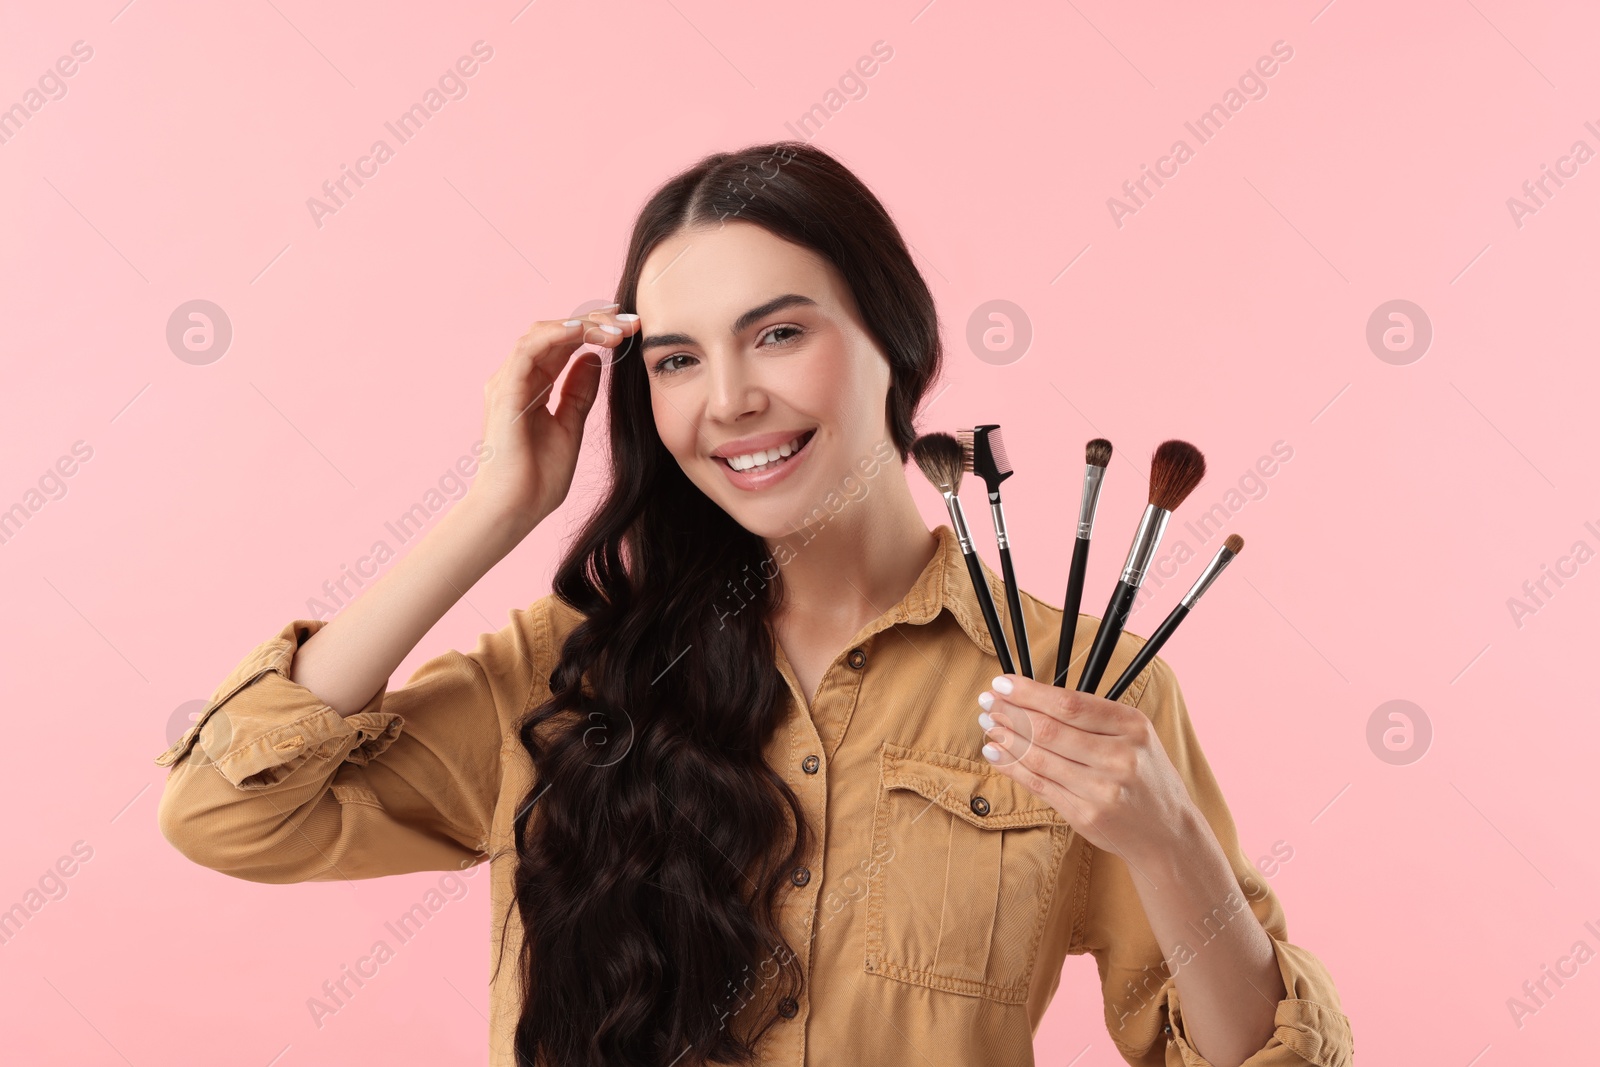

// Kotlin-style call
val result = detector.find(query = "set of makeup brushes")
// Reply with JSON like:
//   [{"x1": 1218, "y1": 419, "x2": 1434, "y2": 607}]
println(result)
[{"x1": 910, "y1": 428, "x2": 1245, "y2": 700}]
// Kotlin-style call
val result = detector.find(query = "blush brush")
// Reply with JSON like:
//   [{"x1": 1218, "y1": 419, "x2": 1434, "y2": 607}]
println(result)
[
  {"x1": 958, "y1": 425, "x2": 1033, "y2": 678},
  {"x1": 1104, "y1": 534, "x2": 1244, "y2": 701},
  {"x1": 912, "y1": 431, "x2": 1017, "y2": 676},
  {"x1": 1076, "y1": 439, "x2": 1207, "y2": 696},
  {"x1": 1053, "y1": 438, "x2": 1112, "y2": 687}
]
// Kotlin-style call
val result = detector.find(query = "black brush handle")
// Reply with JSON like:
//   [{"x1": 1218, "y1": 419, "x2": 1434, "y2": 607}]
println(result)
[
  {"x1": 1076, "y1": 580, "x2": 1138, "y2": 695},
  {"x1": 964, "y1": 551, "x2": 1016, "y2": 675},
  {"x1": 1105, "y1": 603, "x2": 1189, "y2": 701},
  {"x1": 997, "y1": 545, "x2": 1032, "y2": 679},
  {"x1": 1053, "y1": 535, "x2": 1091, "y2": 687}
]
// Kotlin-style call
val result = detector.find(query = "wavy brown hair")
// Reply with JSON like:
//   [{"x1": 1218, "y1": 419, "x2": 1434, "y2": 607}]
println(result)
[{"x1": 495, "y1": 141, "x2": 943, "y2": 1066}]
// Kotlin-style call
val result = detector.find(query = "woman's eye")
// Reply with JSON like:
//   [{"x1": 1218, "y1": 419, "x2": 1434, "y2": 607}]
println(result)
[
  {"x1": 760, "y1": 324, "x2": 804, "y2": 346},
  {"x1": 651, "y1": 353, "x2": 695, "y2": 376},
  {"x1": 651, "y1": 326, "x2": 803, "y2": 377}
]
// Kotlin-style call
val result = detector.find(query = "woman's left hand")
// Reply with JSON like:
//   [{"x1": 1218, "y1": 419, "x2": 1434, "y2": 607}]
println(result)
[{"x1": 977, "y1": 673, "x2": 1198, "y2": 866}]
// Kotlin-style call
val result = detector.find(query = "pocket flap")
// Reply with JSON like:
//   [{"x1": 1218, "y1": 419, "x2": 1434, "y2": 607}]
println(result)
[{"x1": 880, "y1": 741, "x2": 1066, "y2": 830}]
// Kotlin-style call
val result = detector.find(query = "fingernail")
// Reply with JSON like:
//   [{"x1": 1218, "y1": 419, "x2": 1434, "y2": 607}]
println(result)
[
  {"x1": 599, "y1": 324, "x2": 622, "y2": 335},
  {"x1": 981, "y1": 743, "x2": 1001, "y2": 762},
  {"x1": 991, "y1": 676, "x2": 1014, "y2": 694},
  {"x1": 978, "y1": 710, "x2": 995, "y2": 731},
  {"x1": 598, "y1": 302, "x2": 619, "y2": 309},
  {"x1": 563, "y1": 320, "x2": 583, "y2": 326},
  {"x1": 615, "y1": 313, "x2": 639, "y2": 322},
  {"x1": 977, "y1": 691, "x2": 994, "y2": 711}
]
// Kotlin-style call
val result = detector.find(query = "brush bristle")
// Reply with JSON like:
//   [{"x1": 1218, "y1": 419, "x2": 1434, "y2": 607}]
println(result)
[
  {"x1": 1085, "y1": 438, "x2": 1112, "y2": 468},
  {"x1": 955, "y1": 429, "x2": 976, "y2": 473},
  {"x1": 985, "y1": 427, "x2": 1013, "y2": 475},
  {"x1": 911, "y1": 432, "x2": 964, "y2": 493},
  {"x1": 1148, "y1": 439, "x2": 1206, "y2": 512},
  {"x1": 1224, "y1": 533, "x2": 1244, "y2": 555}
]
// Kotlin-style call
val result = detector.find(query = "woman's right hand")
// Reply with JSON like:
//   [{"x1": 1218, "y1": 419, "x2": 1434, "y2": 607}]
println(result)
[{"x1": 465, "y1": 307, "x2": 641, "y2": 537}]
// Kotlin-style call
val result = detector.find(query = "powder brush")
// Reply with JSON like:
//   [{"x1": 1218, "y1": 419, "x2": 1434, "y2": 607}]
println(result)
[
  {"x1": 958, "y1": 425, "x2": 1032, "y2": 678},
  {"x1": 1076, "y1": 439, "x2": 1206, "y2": 695},
  {"x1": 1105, "y1": 533, "x2": 1244, "y2": 701},
  {"x1": 1053, "y1": 438, "x2": 1112, "y2": 687},
  {"x1": 911, "y1": 431, "x2": 1017, "y2": 676}
]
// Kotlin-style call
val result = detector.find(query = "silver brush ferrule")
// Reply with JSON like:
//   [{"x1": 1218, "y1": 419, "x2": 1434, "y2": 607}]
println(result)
[
  {"x1": 989, "y1": 499, "x2": 1010, "y2": 550},
  {"x1": 1179, "y1": 544, "x2": 1237, "y2": 608},
  {"x1": 1119, "y1": 504, "x2": 1171, "y2": 586},
  {"x1": 945, "y1": 493, "x2": 975, "y2": 552},
  {"x1": 1077, "y1": 464, "x2": 1107, "y2": 539}
]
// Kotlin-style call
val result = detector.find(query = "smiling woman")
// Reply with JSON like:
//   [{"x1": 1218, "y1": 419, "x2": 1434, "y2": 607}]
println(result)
[{"x1": 155, "y1": 140, "x2": 1351, "y2": 1067}]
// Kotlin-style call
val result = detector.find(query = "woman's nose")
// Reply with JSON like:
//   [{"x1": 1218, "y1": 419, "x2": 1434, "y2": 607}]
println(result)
[{"x1": 704, "y1": 354, "x2": 763, "y2": 422}]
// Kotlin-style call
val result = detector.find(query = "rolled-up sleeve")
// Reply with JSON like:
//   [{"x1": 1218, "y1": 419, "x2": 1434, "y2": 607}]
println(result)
[
  {"x1": 1072, "y1": 654, "x2": 1353, "y2": 1067},
  {"x1": 153, "y1": 601, "x2": 551, "y2": 884}
]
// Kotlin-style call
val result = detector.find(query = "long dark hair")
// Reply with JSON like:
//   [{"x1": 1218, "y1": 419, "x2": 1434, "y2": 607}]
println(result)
[{"x1": 497, "y1": 141, "x2": 943, "y2": 1066}]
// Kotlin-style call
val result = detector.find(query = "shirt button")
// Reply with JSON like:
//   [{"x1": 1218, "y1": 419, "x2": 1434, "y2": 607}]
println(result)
[
  {"x1": 847, "y1": 648, "x2": 867, "y2": 669},
  {"x1": 970, "y1": 795, "x2": 991, "y2": 817},
  {"x1": 791, "y1": 866, "x2": 811, "y2": 887},
  {"x1": 777, "y1": 997, "x2": 798, "y2": 1019},
  {"x1": 801, "y1": 754, "x2": 820, "y2": 774}
]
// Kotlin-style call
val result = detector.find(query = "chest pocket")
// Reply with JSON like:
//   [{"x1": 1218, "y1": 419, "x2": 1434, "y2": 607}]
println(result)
[{"x1": 864, "y1": 741, "x2": 1071, "y2": 1004}]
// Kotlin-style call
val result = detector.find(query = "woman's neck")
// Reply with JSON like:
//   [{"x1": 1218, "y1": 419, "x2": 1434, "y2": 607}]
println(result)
[{"x1": 764, "y1": 463, "x2": 938, "y2": 640}]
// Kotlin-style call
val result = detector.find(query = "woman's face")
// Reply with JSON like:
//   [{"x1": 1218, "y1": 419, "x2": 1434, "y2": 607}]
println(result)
[{"x1": 633, "y1": 221, "x2": 894, "y2": 541}]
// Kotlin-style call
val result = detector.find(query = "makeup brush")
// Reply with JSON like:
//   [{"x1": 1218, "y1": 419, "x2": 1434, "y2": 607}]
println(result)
[
  {"x1": 1075, "y1": 439, "x2": 1207, "y2": 695},
  {"x1": 1053, "y1": 439, "x2": 1112, "y2": 688},
  {"x1": 911, "y1": 432, "x2": 1017, "y2": 676},
  {"x1": 958, "y1": 425, "x2": 1032, "y2": 679},
  {"x1": 1104, "y1": 534, "x2": 1244, "y2": 702}
]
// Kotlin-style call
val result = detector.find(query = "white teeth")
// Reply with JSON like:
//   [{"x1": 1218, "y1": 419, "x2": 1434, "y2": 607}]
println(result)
[{"x1": 725, "y1": 433, "x2": 807, "y2": 471}]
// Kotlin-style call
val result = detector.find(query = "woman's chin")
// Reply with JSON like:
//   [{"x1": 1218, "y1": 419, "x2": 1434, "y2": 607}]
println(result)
[{"x1": 709, "y1": 492, "x2": 834, "y2": 547}]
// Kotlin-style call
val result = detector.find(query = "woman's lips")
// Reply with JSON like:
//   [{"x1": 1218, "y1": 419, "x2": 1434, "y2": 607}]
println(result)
[{"x1": 716, "y1": 429, "x2": 816, "y2": 491}]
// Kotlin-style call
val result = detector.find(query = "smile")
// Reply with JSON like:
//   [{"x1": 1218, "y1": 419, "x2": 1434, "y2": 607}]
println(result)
[
  {"x1": 720, "y1": 429, "x2": 815, "y2": 471},
  {"x1": 715, "y1": 429, "x2": 817, "y2": 490}
]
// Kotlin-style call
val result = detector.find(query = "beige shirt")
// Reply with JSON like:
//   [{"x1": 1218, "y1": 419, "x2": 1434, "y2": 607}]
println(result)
[{"x1": 154, "y1": 522, "x2": 1352, "y2": 1066}]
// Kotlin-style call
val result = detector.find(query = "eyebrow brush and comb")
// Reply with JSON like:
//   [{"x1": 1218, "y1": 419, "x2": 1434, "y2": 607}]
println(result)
[{"x1": 911, "y1": 428, "x2": 1244, "y2": 696}]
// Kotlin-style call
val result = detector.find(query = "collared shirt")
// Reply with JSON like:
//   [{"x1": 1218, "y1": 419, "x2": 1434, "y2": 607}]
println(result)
[{"x1": 154, "y1": 522, "x2": 1352, "y2": 1066}]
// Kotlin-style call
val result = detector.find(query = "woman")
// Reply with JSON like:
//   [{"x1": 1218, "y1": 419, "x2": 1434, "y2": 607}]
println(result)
[{"x1": 154, "y1": 141, "x2": 1351, "y2": 1067}]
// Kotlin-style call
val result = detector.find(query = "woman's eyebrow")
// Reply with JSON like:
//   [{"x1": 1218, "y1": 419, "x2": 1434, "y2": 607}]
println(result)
[{"x1": 638, "y1": 293, "x2": 818, "y2": 352}]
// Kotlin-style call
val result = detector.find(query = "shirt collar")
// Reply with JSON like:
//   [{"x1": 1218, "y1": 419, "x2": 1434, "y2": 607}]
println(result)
[{"x1": 860, "y1": 523, "x2": 1003, "y2": 656}]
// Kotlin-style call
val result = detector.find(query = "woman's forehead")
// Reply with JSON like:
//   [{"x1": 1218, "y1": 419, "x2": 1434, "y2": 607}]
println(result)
[{"x1": 636, "y1": 224, "x2": 841, "y2": 321}]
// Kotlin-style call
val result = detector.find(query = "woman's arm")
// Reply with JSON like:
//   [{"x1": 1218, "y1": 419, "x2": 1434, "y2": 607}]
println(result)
[
  {"x1": 1118, "y1": 802, "x2": 1285, "y2": 1064},
  {"x1": 290, "y1": 497, "x2": 533, "y2": 716},
  {"x1": 293, "y1": 312, "x2": 630, "y2": 716},
  {"x1": 977, "y1": 660, "x2": 1352, "y2": 1066},
  {"x1": 153, "y1": 314, "x2": 633, "y2": 883}
]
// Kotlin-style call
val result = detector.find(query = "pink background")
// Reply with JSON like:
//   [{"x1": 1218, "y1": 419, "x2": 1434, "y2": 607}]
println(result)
[{"x1": 2, "y1": 0, "x2": 1595, "y2": 1062}]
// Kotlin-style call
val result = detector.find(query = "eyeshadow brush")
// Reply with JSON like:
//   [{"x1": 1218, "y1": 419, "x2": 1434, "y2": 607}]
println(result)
[
  {"x1": 1104, "y1": 534, "x2": 1244, "y2": 701},
  {"x1": 958, "y1": 425, "x2": 1032, "y2": 679},
  {"x1": 1053, "y1": 438, "x2": 1112, "y2": 687},
  {"x1": 1076, "y1": 440, "x2": 1207, "y2": 696},
  {"x1": 911, "y1": 431, "x2": 1017, "y2": 676}
]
